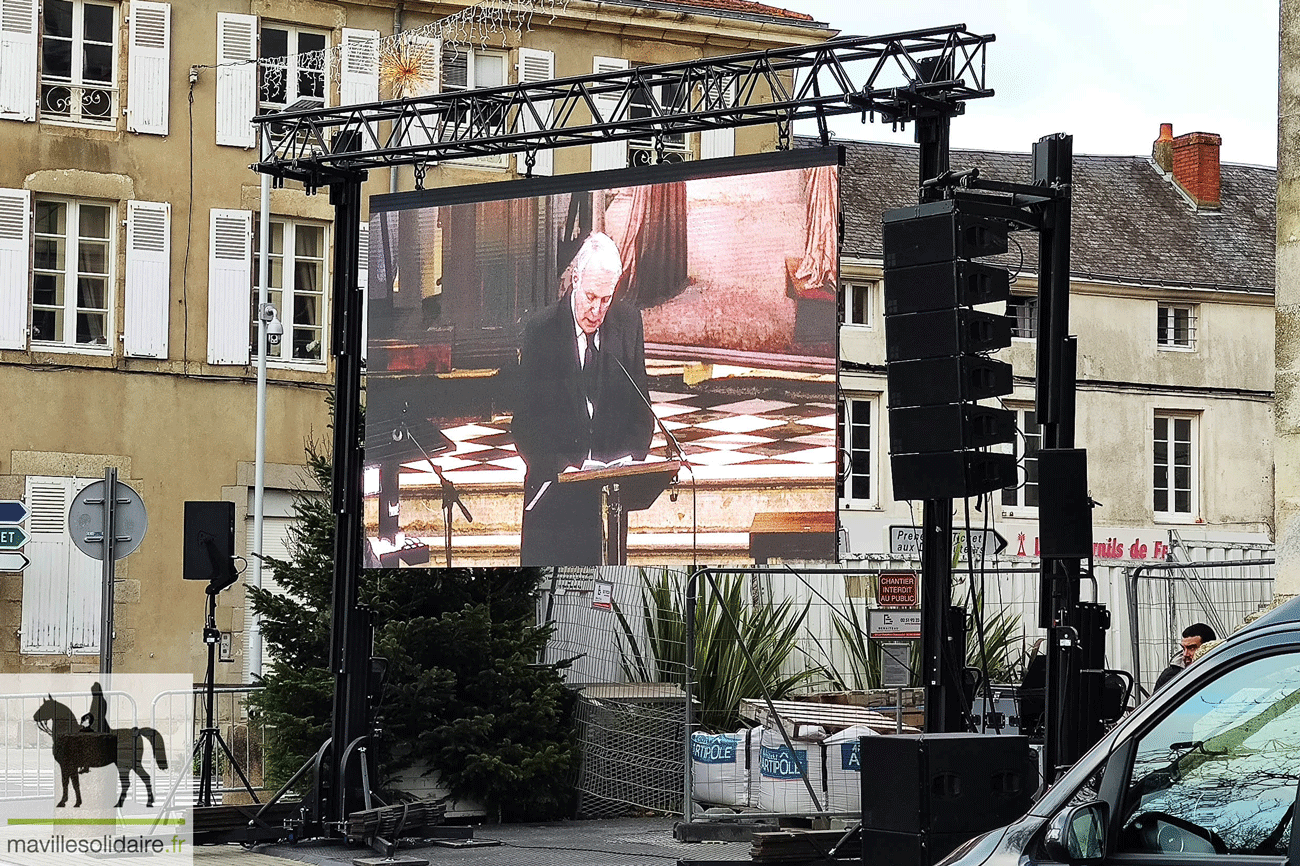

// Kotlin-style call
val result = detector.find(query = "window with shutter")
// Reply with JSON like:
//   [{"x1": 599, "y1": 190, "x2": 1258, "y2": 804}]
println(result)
[
  {"x1": 215, "y1": 13, "x2": 256, "y2": 147},
  {"x1": 340, "y1": 28, "x2": 378, "y2": 106},
  {"x1": 517, "y1": 47, "x2": 553, "y2": 176},
  {"x1": 441, "y1": 44, "x2": 507, "y2": 169},
  {"x1": 0, "y1": 0, "x2": 39, "y2": 120},
  {"x1": 699, "y1": 76, "x2": 734, "y2": 160},
  {"x1": 0, "y1": 187, "x2": 29, "y2": 350},
  {"x1": 124, "y1": 200, "x2": 170, "y2": 357},
  {"x1": 32, "y1": 196, "x2": 114, "y2": 350},
  {"x1": 590, "y1": 56, "x2": 628, "y2": 171},
  {"x1": 40, "y1": 0, "x2": 119, "y2": 127},
  {"x1": 21, "y1": 476, "x2": 100, "y2": 655},
  {"x1": 126, "y1": 0, "x2": 169, "y2": 135},
  {"x1": 249, "y1": 216, "x2": 328, "y2": 365},
  {"x1": 207, "y1": 209, "x2": 252, "y2": 365}
]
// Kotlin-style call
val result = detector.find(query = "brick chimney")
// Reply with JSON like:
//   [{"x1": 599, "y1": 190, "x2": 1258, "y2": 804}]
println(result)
[
  {"x1": 1154, "y1": 124, "x2": 1222, "y2": 209},
  {"x1": 1152, "y1": 122, "x2": 1174, "y2": 172}
]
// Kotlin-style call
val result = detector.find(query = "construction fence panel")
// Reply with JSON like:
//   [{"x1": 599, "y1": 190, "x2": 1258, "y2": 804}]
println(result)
[{"x1": 1128, "y1": 556, "x2": 1275, "y2": 699}]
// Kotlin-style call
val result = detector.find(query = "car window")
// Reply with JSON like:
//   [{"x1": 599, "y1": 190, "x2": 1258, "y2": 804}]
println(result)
[{"x1": 1117, "y1": 652, "x2": 1300, "y2": 856}]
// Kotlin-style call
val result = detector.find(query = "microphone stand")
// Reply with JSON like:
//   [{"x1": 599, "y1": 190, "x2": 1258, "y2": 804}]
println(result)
[
  {"x1": 612, "y1": 354, "x2": 700, "y2": 571},
  {"x1": 404, "y1": 423, "x2": 473, "y2": 567}
]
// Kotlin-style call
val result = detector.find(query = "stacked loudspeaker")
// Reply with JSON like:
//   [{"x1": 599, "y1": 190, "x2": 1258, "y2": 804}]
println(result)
[
  {"x1": 883, "y1": 201, "x2": 1017, "y2": 501},
  {"x1": 860, "y1": 733, "x2": 1035, "y2": 866}
]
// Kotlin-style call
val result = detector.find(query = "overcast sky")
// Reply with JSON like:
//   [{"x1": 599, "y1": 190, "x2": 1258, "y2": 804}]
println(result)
[{"x1": 777, "y1": 1, "x2": 1279, "y2": 167}]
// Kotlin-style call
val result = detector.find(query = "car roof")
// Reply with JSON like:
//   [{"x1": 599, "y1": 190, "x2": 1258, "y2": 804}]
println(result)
[{"x1": 1234, "y1": 594, "x2": 1300, "y2": 636}]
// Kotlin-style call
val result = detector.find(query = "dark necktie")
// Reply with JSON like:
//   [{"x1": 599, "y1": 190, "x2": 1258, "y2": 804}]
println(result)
[{"x1": 582, "y1": 336, "x2": 597, "y2": 399}]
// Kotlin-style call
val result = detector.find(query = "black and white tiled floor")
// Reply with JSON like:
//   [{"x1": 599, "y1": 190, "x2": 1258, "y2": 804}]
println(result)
[{"x1": 393, "y1": 371, "x2": 837, "y2": 487}]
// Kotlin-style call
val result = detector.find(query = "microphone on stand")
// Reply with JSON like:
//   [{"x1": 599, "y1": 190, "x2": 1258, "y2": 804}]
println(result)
[{"x1": 612, "y1": 354, "x2": 699, "y2": 569}]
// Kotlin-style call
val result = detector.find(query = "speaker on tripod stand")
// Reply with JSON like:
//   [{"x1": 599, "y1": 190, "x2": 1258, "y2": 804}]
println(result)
[{"x1": 183, "y1": 501, "x2": 259, "y2": 807}]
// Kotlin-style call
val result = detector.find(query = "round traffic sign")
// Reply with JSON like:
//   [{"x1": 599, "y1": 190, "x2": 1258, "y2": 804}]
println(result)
[{"x1": 69, "y1": 480, "x2": 149, "y2": 561}]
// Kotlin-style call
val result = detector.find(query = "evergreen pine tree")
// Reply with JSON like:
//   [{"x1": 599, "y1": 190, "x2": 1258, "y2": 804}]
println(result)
[{"x1": 248, "y1": 441, "x2": 578, "y2": 821}]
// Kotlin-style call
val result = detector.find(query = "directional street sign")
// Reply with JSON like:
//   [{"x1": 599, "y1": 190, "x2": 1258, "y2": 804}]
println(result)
[
  {"x1": 0, "y1": 551, "x2": 29, "y2": 572},
  {"x1": 0, "y1": 526, "x2": 26, "y2": 549},
  {"x1": 0, "y1": 501, "x2": 27, "y2": 524}
]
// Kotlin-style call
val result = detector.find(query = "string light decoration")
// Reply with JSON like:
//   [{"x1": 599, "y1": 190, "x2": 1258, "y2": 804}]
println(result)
[{"x1": 254, "y1": 0, "x2": 567, "y2": 104}]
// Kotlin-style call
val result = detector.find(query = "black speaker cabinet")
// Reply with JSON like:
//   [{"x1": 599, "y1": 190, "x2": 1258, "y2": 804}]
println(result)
[
  {"x1": 862, "y1": 828, "x2": 975, "y2": 866},
  {"x1": 860, "y1": 733, "x2": 1034, "y2": 837},
  {"x1": 183, "y1": 501, "x2": 235, "y2": 582},
  {"x1": 1038, "y1": 448, "x2": 1092, "y2": 559}
]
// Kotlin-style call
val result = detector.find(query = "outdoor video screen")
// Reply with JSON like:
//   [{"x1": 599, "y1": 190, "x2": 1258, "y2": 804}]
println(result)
[{"x1": 363, "y1": 148, "x2": 840, "y2": 568}]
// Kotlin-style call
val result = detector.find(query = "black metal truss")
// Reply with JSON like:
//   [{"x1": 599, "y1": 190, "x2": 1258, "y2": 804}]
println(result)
[{"x1": 252, "y1": 24, "x2": 993, "y2": 186}]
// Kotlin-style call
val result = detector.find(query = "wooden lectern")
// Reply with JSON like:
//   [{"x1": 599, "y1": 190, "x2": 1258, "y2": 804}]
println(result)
[{"x1": 557, "y1": 460, "x2": 681, "y2": 565}]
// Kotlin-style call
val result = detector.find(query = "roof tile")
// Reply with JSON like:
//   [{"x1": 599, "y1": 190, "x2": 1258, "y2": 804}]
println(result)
[{"x1": 819, "y1": 137, "x2": 1275, "y2": 292}]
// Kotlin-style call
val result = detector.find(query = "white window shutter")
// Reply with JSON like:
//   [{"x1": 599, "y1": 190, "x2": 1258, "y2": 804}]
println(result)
[
  {"x1": 0, "y1": 187, "x2": 30, "y2": 350},
  {"x1": 517, "y1": 48, "x2": 554, "y2": 177},
  {"x1": 700, "y1": 77, "x2": 734, "y2": 160},
  {"x1": 358, "y1": 221, "x2": 369, "y2": 365},
  {"x1": 207, "y1": 209, "x2": 252, "y2": 365},
  {"x1": 216, "y1": 13, "x2": 257, "y2": 148},
  {"x1": 0, "y1": 0, "x2": 37, "y2": 121},
  {"x1": 399, "y1": 34, "x2": 440, "y2": 147},
  {"x1": 340, "y1": 28, "x2": 379, "y2": 106},
  {"x1": 64, "y1": 476, "x2": 102, "y2": 653},
  {"x1": 124, "y1": 200, "x2": 170, "y2": 358},
  {"x1": 127, "y1": 0, "x2": 171, "y2": 135},
  {"x1": 590, "y1": 56, "x2": 628, "y2": 172},
  {"x1": 20, "y1": 477, "x2": 97, "y2": 655}
]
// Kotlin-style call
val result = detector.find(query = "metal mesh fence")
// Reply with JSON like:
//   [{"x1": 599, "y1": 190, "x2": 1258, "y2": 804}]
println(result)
[
  {"x1": 541, "y1": 563, "x2": 1048, "y2": 820},
  {"x1": 1128, "y1": 557, "x2": 1275, "y2": 699}
]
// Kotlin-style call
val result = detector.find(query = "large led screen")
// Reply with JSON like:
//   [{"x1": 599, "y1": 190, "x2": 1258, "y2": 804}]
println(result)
[{"x1": 364, "y1": 147, "x2": 841, "y2": 568}]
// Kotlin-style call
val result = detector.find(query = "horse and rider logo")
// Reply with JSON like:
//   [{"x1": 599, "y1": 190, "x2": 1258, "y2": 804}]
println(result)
[{"x1": 32, "y1": 682, "x2": 168, "y2": 808}]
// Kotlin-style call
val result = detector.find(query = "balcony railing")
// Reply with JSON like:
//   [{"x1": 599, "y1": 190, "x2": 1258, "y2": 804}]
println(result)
[{"x1": 40, "y1": 80, "x2": 118, "y2": 127}]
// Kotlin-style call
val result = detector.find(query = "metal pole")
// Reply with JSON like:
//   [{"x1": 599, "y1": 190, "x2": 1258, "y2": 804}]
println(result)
[
  {"x1": 326, "y1": 171, "x2": 369, "y2": 828},
  {"x1": 250, "y1": 132, "x2": 272, "y2": 681},
  {"x1": 98, "y1": 467, "x2": 117, "y2": 674},
  {"x1": 683, "y1": 569, "x2": 696, "y2": 824}
]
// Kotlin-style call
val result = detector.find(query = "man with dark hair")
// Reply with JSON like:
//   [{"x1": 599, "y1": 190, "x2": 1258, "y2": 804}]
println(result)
[
  {"x1": 512, "y1": 232, "x2": 654, "y2": 566},
  {"x1": 1153, "y1": 622, "x2": 1218, "y2": 691}
]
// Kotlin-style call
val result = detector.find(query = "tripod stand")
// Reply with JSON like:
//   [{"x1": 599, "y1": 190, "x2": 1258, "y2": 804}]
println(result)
[{"x1": 195, "y1": 585, "x2": 259, "y2": 807}]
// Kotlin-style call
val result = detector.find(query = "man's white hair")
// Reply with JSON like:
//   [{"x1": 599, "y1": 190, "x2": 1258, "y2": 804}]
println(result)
[{"x1": 567, "y1": 232, "x2": 623, "y2": 292}]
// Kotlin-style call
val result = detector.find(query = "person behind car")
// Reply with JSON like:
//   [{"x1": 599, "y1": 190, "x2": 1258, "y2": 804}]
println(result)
[{"x1": 1152, "y1": 622, "x2": 1217, "y2": 691}]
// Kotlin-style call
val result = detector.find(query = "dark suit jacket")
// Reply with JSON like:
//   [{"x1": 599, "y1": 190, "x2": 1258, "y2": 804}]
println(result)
[{"x1": 512, "y1": 297, "x2": 654, "y2": 565}]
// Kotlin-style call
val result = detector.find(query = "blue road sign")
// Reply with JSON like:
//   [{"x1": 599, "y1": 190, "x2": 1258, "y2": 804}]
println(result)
[{"x1": 0, "y1": 501, "x2": 27, "y2": 524}]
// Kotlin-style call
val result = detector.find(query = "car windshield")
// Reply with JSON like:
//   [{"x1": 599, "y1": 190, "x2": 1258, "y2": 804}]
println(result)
[{"x1": 1121, "y1": 652, "x2": 1300, "y2": 855}]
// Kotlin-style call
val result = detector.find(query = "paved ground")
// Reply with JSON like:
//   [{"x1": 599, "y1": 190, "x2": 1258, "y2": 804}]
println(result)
[{"x1": 196, "y1": 817, "x2": 753, "y2": 866}]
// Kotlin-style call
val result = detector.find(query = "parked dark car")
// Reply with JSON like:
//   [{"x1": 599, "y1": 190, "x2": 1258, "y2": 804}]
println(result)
[{"x1": 938, "y1": 595, "x2": 1300, "y2": 866}]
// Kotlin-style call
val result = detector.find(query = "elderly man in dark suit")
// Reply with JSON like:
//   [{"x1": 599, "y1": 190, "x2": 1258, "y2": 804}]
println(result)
[{"x1": 512, "y1": 232, "x2": 655, "y2": 566}]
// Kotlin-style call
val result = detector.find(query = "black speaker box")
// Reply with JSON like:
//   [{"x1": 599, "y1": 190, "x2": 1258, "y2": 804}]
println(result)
[
  {"x1": 861, "y1": 828, "x2": 975, "y2": 866},
  {"x1": 888, "y1": 405, "x2": 1015, "y2": 456},
  {"x1": 884, "y1": 260, "x2": 1010, "y2": 315},
  {"x1": 890, "y1": 452, "x2": 1016, "y2": 502},
  {"x1": 885, "y1": 309, "x2": 1012, "y2": 362},
  {"x1": 183, "y1": 501, "x2": 235, "y2": 582},
  {"x1": 887, "y1": 356, "x2": 1013, "y2": 407},
  {"x1": 1038, "y1": 448, "x2": 1092, "y2": 559},
  {"x1": 860, "y1": 733, "x2": 1034, "y2": 836},
  {"x1": 882, "y1": 211, "x2": 1010, "y2": 269}
]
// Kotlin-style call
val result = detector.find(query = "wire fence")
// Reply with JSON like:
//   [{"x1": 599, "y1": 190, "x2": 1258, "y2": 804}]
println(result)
[
  {"x1": 1127, "y1": 557, "x2": 1276, "y2": 699},
  {"x1": 540, "y1": 564, "x2": 1044, "y2": 820},
  {"x1": 543, "y1": 549, "x2": 1277, "y2": 821}
]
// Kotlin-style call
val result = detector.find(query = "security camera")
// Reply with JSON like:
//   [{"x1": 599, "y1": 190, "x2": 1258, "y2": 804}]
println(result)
[{"x1": 260, "y1": 303, "x2": 284, "y2": 346}]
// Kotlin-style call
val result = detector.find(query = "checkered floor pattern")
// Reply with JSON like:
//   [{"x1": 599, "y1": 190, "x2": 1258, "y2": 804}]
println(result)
[{"x1": 397, "y1": 379, "x2": 838, "y2": 486}]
